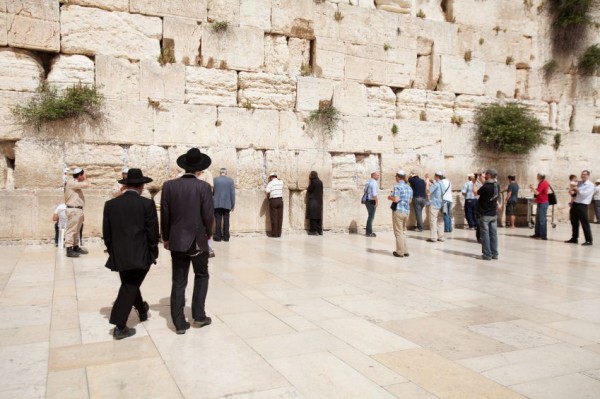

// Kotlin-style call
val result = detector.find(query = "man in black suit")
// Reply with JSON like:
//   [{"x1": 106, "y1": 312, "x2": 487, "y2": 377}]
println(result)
[
  {"x1": 103, "y1": 169, "x2": 159, "y2": 340},
  {"x1": 161, "y1": 148, "x2": 214, "y2": 334}
]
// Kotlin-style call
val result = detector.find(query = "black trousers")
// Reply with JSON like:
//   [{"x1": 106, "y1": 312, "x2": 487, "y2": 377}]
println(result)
[
  {"x1": 571, "y1": 203, "x2": 593, "y2": 242},
  {"x1": 170, "y1": 249, "x2": 209, "y2": 329},
  {"x1": 214, "y1": 208, "x2": 231, "y2": 240},
  {"x1": 109, "y1": 269, "x2": 148, "y2": 328},
  {"x1": 309, "y1": 219, "x2": 322, "y2": 234},
  {"x1": 269, "y1": 198, "x2": 284, "y2": 237}
]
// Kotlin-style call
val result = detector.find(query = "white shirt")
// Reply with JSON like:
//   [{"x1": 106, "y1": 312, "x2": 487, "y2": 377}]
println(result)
[
  {"x1": 266, "y1": 178, "x2": 284, "y2": 199},
  {"x1": 54, "y1": 204, "x2": 67, "y2": 229},
  {"x1": 441, "y1": 179, "x2": 452, "y2": 202},
  {"x1": 594, "y1": 185, "x2": 600, "y2": 201},
  {"x1": 575, "y1": 180, "x2": 594, "y2": 204},
  {"x1": 461, "y1": 181, "x2": 475, "y2": 200}
]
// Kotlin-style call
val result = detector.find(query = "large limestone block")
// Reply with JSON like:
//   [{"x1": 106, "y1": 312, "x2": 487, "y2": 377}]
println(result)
[
  {"x1": 271, "y1": 0, "x2": 315, "y2": 39},
  {"x1": 238, "y1": 72, "x2": 297, "y2": 110},
  {"x1": 345, "y1": 43, "x2": 417, "y2": 87},
  {"x1": 14, "y1": 140, "x2": 63, "y2": 189},
  {"x1": 216, "y1": 107, "x2": 279, "y2": 149},
  {"x1": 338, "y1": 3, "x2": 399, "y2": 45},
  {"x1": 228, "y1": 189, "x2": 262, "y2": 231},
  {"x1": 356, "y1": 154, "x2": 380, "y2": 190},
  {"x1": 154, "y1": 103, "x2": 217, "y2": 146},
  {"x1": 185, "y1": 67, "x2": 237, "y2": 106},
  {"x1": 312, "y1": 2, "x2": 340, "y2": 40},
  {"x1": 264, "y1": 34, "x2": 288, "y2": 74},
  {"x1": 6, "y1": 0, "x2": 59, "y2": 51},
  {"x1": 520, "y1": 100, "x2": 550, "y2": 126},
  {"x1": 61, "y1": 5, "x2": 162, "y2": 60},
  {"x1": 203, "y1": 147, "x2": 238, "y2": 182},
  {"x1": 541, "y1": 73, "x2": 574, "y2": 104},
  {"x1": 332, "y1": 153, "x2": 358, "y2": 190},
  {"x1": 0, "y1": 191, "x2": 35, "y2": 239},
  {"x1": 140, "y1": 61, "x2": 185, "y2": 102},
  {"x1": 127, "y1": 145, "x2": 169, "y2": 190},
  {"x1": 391, "y1": 119, "x2": 443, "y2": 158},
  {"x1": 570, "y1": 103, "x2": 596, "y2": 133},
  {"x1": 81, "y1": 100, "x2": 155, "y2": 144},
  {"x1": 60, "y1": 0, "x2": 128, "y2": 11},
  {"x1": 396, "y1": 88, "x2": 426, "y2": 120},
  {"x1": 454, "y1": 94, "x2": 497, "y2": 124},
  {"x1": 240, "y1": 0, "x2": 271, "y2": 30},
  {"x1": 313, "y1": 36, "x2": 345, "y2": 80},
  {"x1": 342, "y1": 115, "x2": 394, "y2": 153},
  {"x1": 0, "y1": 48, "x2": 43, "y2": 92},
  {"x1": 236, "y1": 148, "x2": 264, "y2": 189},
  {"x1": 130, "y1": 0, "x2": 207, "y2": 20},
  {"x1": 163, "y1": 17, "x2": 202, "y2": 65},
  {"x1": 426, "y1": 91, "x2": 455, "y2": 123},
  {"x1": 412, "y1": 0, "x2": 445, "y2": 21},
  {"x1": 288, "y1": 38, "x2": 311, "y2": 76},
  {"x1": 36, "y1": 190, "x2": 66, "y2": 238},
  {"x1": 0, "y1": 91, "x2": 33, "y2": 140},
  {"x1": 440, "y1": 123, "x2": 477, "y2": 157},
  {"x1": 95, "y1": 55, "x2": 140, "y2": 100},
  {"x1": 404, "y1": 18, "x2": 457, "y2": 56},
  {"x1": 207, "y1": 0, "x2": 239, "y2": 25},
  {"x1": 280, "y1": 110, "x2": 344, "y2": 151},
  {"x1": 414, "y1": 53, "x2": 441, "y2": 90},
  {"x1": 47, "y1": 55, "x2": 95, "y2": 90},
  {"x1": 296, "y1": 77, "x2": 334, "y2": 112},
  {"x1": 297, "y1": 150, "x2": 333, "y2": 189},
  {"x1": 438, "y1": 55, "x2": 485, "y2": 95},
  {"x1": 375, "y1": 0, "x2": 411, "y2": 14},
  {"x1": 333, "y1": 81, "x2": 368, "y2": 117},
  {"x1": 64, "y1": 143, "x2": 125, "y2": 188},
  {"x1": 484, "y1": 63, "x2": 516, "y2": 98},
  {"x1": 201, "y1": 25, "x2": 264, "y2": 72},
  {"x1": 288, "y1": 189, "x2": 308, "y2": 230},
  {"x1": 0, "y1": 10, "x2": 6, "y2": 46},
  {"x1": 265, "y1": 150, "x2": 296, "y2": 189},
  {"x1": 367, "y1": 85, "x2": 396, "y2": 118},
  {"x1": 452, "y1": 0, "x2": 536, "y2": 35}
]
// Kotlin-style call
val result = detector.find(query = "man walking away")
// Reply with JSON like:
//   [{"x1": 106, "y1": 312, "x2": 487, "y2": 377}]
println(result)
[
  {"x1": 64, "y1": 168, "x2": 90, "y2": 258},
  {"x1": 161, "y1": 148, "x2": 214, "y2": 335},
  {"x1": 265, "y1": 172, "x2": 284, "y2": 237},
  {"x1": 461, "y1": 174, "x2": 477, "y2": 230},
  {"x1": 505, "y1": 175, "x2": 519, "y2": 228},
  {"x1": 364, "y1": 171, "x2": 379, "y2": 237},
  {"x1": 565, "y1": 170, "x2": 594, "y2": 246},
  {"x1": 388, "y1": 171, "x2": 413, "y2": 257},
  {"x1": 477, "y1": 169, "x2": 500, "y2": 260},
  {"x1": 103, "y1": 169, "x2": 159, "y2": 340},
  {"x1": 213, "y1": 168, "x2": 235, "y2": 242},
  {"x1": 409, "y1": 171, "x2": 426, "y2": 232}
]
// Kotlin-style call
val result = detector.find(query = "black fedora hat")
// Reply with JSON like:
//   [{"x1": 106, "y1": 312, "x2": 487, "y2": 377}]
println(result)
[
  {"x1": 177, "y1": 148, "x2": 211, "y2": 172},
  {"x1": 118, "y1": 168, "x2": 153, "y2": 185}
]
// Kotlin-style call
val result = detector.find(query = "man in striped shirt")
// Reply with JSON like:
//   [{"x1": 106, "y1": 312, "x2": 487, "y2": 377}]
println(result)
[{"x1": 266, "y1": 172, "x2": 284, "y2": 237}]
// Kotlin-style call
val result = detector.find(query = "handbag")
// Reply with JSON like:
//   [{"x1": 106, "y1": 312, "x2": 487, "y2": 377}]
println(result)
[
  {"x1": 390, "y1": 201, "x2": 398, "y2": 211},
  {"x1": 361, "y1": 183, "x2": 369, "y2": 204},
  {"x1": 548, "y1": 185, "x2": 557, "y2": 205}
]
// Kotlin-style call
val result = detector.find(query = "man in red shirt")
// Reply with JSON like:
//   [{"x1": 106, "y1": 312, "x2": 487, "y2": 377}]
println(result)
[{"x1": 529, "y1": 173, "x2": 550, "y2": 240}]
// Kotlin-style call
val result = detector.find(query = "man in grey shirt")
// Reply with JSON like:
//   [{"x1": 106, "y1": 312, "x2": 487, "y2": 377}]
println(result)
[{"x1": 213, "y1": 168, "x2": 235, "y2": 242}]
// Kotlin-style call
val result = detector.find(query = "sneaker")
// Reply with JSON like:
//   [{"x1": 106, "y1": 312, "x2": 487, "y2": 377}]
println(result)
[
  {"x1": 194, "y1": 317, "x2": 212, "y2": 328},
  {"x1": 136, "y1": 301, "x2": 150, "y2": 322},
  {"x1": 66, "y1": 247, "x2": 80, "y2": 258},
  {"x1": 176, "y1": 322, "x2": 191, "y2": 335},
  {"x1": 113, "y1": 326, "x2": 136, "y2": 340}
]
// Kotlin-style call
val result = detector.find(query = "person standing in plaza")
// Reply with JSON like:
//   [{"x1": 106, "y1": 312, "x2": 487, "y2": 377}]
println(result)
[
  {"x1": 565, "y1": 170, "x2": 594, "y2": 246},
  {"x1": 306, "y1": 171, "x2": 323, "y2": 235},
  {"x1": 594, "y1": 179, "x2": 600, "y2": 223},
  {"x1": 363, "y1": 171, "x2": 379, "y2": 237},
  {"x1": 408, "y1": 171, "x2": 426, "y2": 232},
  {"x1": 426, "y1": 172, "x2": 445, "y2": 242},
  {"x1": 461, "y1": 174, "x2": 477, "y2": 230},
  {"x1": 52, "y1": 203, "x2": 67, "y2": 247},
  {"x1": 477, "y1": 168, "x2": 501, "y2": 260},
  {"x1": 64, "y1": 168, "x2": 90, "y2": 258},
  {"x1": 388, "y1": 171, "x2": 413, "y2": 257},
  {"x1": 504, "y1": 175, "x2": 519, "y2": 228},
  {"x1": 213, "y1": 168, "x2": 235, "y2": 242},
  {"x1": 161, "y1": 148, "x2": 214, "y2": 334},
  {"x1": 265, "y1": 172, "x2": 284, "y2": 237},
  {"x1": 529, "y1": 172, "x2": 550, "y2": 240},
  {"x1": 103, "y1": 168, "x2": 158, "y2": 340},
  {"x1": 441, "y1": 173, "x2": 453, "y2": 232}
]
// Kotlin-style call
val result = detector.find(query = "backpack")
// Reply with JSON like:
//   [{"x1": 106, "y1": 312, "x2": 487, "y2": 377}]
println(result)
[{"x1": 361, "y1": 182, "x2": 369, "y2": 204}]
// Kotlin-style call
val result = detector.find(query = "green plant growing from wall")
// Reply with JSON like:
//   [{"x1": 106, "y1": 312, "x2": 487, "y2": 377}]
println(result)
[
  {"x1": 300, "y1": 62, "x2": 313, "y2": 76},
  {"x1": 383, "y1": 43, "x2": 392, "y2": 52},
  {"x1": 475, "y1": 103, "x2": 546, "y2": 154},
  {"x1": 464, "y1": 50, "x2": 472, "y2": 63},
  {"x1": 493, "y1": 25, "x2": 502, "y2": 35},
  {"x1": 12, "y1": 83, "x2": 104, "y2": 128},
  {"x1": 334, "y1": 11, "x2": 344, "y2": 21},
  {"x1": 553, "y1": 133, "x2": 562, "y2": 150},
  {"x1": 391, "y1": 123, "x2": 398, "y2": 135},
  {"x1": 505, "y1": 56, "x2": 514, "y2": 65},
  {"x1": 543, "y1": 59, "x2": 559, "y2": 78},
  {"x1": 451, "y1": 115, "x2": 464, "y2": 127},
  {"x1": 241, "y1": 99, "x2": 255, "y2": 111},
  {"x1": 211, "y1": 21, "x2": 229, "y2": 33},
  {"x1": 419, "y1": 110, "x2": 427, "y2": 121},
  {"x1": 416, "y1": 9, "x2": 426, "y2": 18},
  {"x1": 479, "y1": 38, "x2": 485, "y2": 45},
  {"x1": 308, "y1": 100, "x2": 340, "y2": 136},
  {"x1": 578, "y1": 44, "x2": 600, "y2": 75},
  {"x1": 548, "y1": 0, "x2": 592, "y2": 56},
  {"x1": 158, "y1": 47, "x2": 175, "y2": 66}
]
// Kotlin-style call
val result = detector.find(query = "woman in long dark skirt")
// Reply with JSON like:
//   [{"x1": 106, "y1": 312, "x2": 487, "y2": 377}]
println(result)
[{"x1": 307, "y1": 171, "x2": 323, "y2": 235}]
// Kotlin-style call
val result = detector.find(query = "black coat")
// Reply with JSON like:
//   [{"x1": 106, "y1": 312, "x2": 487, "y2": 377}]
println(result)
[
  {"x1": 306, "y1": 178, "x2": 323, "y2": 219},
  {"x1": 160, "y1": 174, "x2": 214, "y2": 253},
  {"x1": 103, "y1": 191, "x2": 159, "y2": 272}
]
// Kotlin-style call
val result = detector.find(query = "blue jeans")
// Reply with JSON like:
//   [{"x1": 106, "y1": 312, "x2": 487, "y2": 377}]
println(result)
[
  {"x1": 534, "y1": 202, "x2": 549, "y2": 239},
  {"x1": 479, "y1": 215, "x2": 498, "y2": 259},
  {"x1": 443, "y1": 201, "x2": 453, "y2": 232},
  {"x1": 464, "y1": 199, "x2": 477, "y2": 228},
  {"x1": 365, "y1": 200, "x2": 376, "y2": 235}
]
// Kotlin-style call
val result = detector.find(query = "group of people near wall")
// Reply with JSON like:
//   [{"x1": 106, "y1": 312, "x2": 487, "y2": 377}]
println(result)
[{"x1": 363, "y1": 168, "x2": 598, "y2": 260}]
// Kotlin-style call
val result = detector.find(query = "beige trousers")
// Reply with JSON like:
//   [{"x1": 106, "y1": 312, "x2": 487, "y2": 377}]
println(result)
[
  {"x1": 65, "y1": 208, "x2": 84, "y2": 248},
  {"x1": 429, "y1": 207, "x2": 444, "y2": 240},
  {"x1": 392, "y1": 211, "x2": 409, "y2": 254}
]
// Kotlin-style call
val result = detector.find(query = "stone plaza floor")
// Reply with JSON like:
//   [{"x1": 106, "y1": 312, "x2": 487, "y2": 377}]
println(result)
[{"x1": 1, "y1": 223, "x2": 600, "y2": 398}]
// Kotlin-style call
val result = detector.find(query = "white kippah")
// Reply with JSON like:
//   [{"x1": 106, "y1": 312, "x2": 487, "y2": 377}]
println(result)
[{"x1": 73, "y1": 168, "x2": 83, "y2": 174}]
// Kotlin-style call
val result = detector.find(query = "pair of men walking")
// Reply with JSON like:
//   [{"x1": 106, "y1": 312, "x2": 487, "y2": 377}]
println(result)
[{"x1": 103, "y1": 148, "x2": 214, "y2": 338}]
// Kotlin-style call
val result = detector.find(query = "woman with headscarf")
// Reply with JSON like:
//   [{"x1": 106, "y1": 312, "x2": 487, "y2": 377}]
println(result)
[{"x1": 307, "y1": 171, "x2": 323, "y2": 235}]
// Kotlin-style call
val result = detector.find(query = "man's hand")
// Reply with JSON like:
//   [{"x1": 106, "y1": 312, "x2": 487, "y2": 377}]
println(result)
[{"x1": 163, "y1": 240, "x2": 169, "y2": 250}]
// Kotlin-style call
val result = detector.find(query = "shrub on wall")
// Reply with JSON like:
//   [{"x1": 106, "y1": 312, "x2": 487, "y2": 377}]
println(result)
[
  {"x1": 548, "y1": 0, "x2": 592, "y2": 56},
  {"x1": 475, "y1": 103, "x2": 546, "y2": 154},
  {"x1": 578, "y1": 44, "x2": 600, "y2": 75},
  {"x1": 308, "y1": 100, "x2": 340, "y2": 136},
  {"x1": 12, "y1": 83, "x2": 104, "y2": 128}
]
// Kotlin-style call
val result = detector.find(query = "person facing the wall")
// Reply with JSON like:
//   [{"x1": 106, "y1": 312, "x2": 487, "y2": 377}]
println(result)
[
  {"x1": 64, "y1": 168, "x2": 90, "y2": 258},
  {"x1": 213, "y1": 168, "x2": 235, "y2": 242},
  {"x1": 529, "y1": 172, "x2": 550, "y2": 240},
  {"x1": 363, "y1": 171, "x2": 379, "y2": 237},
  {"x1": 441, "y1": 173, "x2": 453, "y2": 232},
  {"x1": 306, "y1": 171, "x2": 323, "y2": 236},
  {"x1": 505, "y1": 175, "x2": 519, "y2": 229},
  {"x1": 265, "y1": 172, "x2": 284, "y2": 237},
  {"x1": 408, "y1": 171, "x2": 426, "y2": 232}
]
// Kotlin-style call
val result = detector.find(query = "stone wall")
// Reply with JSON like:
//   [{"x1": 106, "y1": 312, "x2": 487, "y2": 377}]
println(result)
[{"x1": 1, "y1": 0, "x2": 599, "y2": 240}]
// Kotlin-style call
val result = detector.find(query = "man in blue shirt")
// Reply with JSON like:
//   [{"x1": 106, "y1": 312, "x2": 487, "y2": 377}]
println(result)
[
  {"x1": 427, "y1": 171, "x2": 445, "y2": 242},
  {"x1": 408, "y1": 171, "x2": 426, "y2": 232},
  {"x1": 388, "y1": 171, "x2": 413, "y2": 257},
  {"x1": 364, "y1": 171, "x2": 379, "y2": 237}
]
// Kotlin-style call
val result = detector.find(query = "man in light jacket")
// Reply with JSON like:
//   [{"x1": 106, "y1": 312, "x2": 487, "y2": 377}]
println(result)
[{"x1": 213, "y1": 168, "x2": 235, "y2": 242}]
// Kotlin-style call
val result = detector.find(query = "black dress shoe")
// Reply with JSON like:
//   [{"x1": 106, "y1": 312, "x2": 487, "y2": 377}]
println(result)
[
  {"x1": 113, "y1": 326, "x2": 136, "y2": 340},
  {"x1": 223, "y1": 238, "x2": 230, "y2": 242},
  {"x1": 194, "y1": 317, "x2": 212, "y2": 328},
  {"x1": 392, "y1": 251, "x2": 404, "y2": 257},
  {"x1": 404, "y1": 253, "x2": 409, "y2": 257},
  {"x1": 176, "y1": 322, "x2": 191, "y2": 334},
  {"x1": 308, "y1": 231, "x2": 318, "y2": 236},
  {"x1": 565, "y1": 239, "x2": 578, "y2": 244},
  {"x1": 73, "y1": 245, "x2": 88, "y2": 255},
  {"x1": 530, "y1": 235, "x2": 540, "y2": 238},
  {"x1": 136, "y1": 301, "x2": 150, "y2": 322},
  {"x1": 213, "y1": 237, "x2": 222, "y2": 242},
  {"x1": 66, "y1": 247, "x2": 80, "y2": 257},
  {"x1": 582, "y1": 241, "x2": 593, "y2": 246}
]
